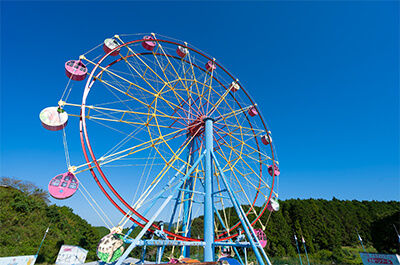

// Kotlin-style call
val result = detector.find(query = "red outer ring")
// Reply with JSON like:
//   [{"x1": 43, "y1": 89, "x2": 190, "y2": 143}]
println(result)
[{"x1": 79, "y1": 38, "x2": 277, "y2": 242}]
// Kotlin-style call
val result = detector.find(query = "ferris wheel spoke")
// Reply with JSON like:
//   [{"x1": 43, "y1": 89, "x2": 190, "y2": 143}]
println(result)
[
  {"x1": 213, "y1": 124, "x2": 254, "y2": 202},
  {"x1": 124, "y1": 49, "x2": 194, "y2": 113},
  {"x1": 83, "y1": 125, "x2": 189, "y2": 171},
  {"x1": 185, "y1": 81, "x2": 204, "y2": 118},
  {"x1": 167, "y1": 94, "x2": 202, "y2": 129},
  {"x1": 83, "y1": 55, "x2": 159, "y2": 97},
  {"x1": 199, "y1": 73, "x2": 213, "y2": 114},
  {"x1": 151, "y1": 44, "x2": 178, "y2": 85},
  {"x1": 212, "y1": 146, "x2": 261, "y2": 224},
  {"x1": 215, "y1": 145, "x2": 274, "y2": 198},
  {"x1": 132, "y1": 131, "x2": 198, "y2": 212},
  {"x1": 83, "y1": 75, "x2": 194, "y2": 129},
  {"x1": 214, "y1": 105, "x2": 256, "y2": 123},
  {"x1": 177, "y1": 69, "x2": 204, "y2": 117},
  {"x1": 152, "y1": 44, "x2": 207, "y2": 121},
  {"x1": 122, "y1": 57, "x2": 161, "y2": 95},
  {"x1": 153, "y1": 52, "x2": 208, "y2": 120},
  {"x1": 215, "y1": 111, "x2": 266, "y2": 136},
  {"x1": 217, "y1": 138, "x2": 268, "y2": 179},
  {"x1": 150, "y1": 125, "x2": 201, "y2": 168},
  {"x1": 157, "y1": 90, "x2": 196, "y2": 124},
  {"x1": 213, "y1": 137, "x2": 261, "y2": 184},
  {"x1": 185, "y1": 57, "x2": 208, "y2": 115},
  {"x1": 213, "y1": 103, "x2": 245, "y2": 168},
  {"x1": 88, "y1": 73, "x2": 156, "y2": 109},
  {"x1": 97, "y1": 137, "x2": 195, "y2": 217},
  {"x1": 113, "y1": 39, "x2": 170, "y2": 96},
  {"x1": 94, "y1": 56, "x2": 194, "y2": 125},
  {"x1": 81, "y1": 102, "x2": 183, "y2": 123},
  {"x1": 201, "y1": 84, "x2": 237, "y2": 120},
  {"x1": 213, "y1": 105, "x2": 270, "y2": 171},
  {"x1": 84, "y1": 115, "x2": 174, "y2": 130},
  {"x1": 162, "y1": 83, "x2": 204, "y2": 120},
  {"x1": 216, "y1": 123, "x2": 271, "y2": 162}
]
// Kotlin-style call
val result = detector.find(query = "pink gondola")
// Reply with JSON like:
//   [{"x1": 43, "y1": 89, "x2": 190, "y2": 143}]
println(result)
[
  {"x1": 65, "y1": 60, "x2": 87, "y2": 81},
  {"x1": 248, "y1": 106, "x2": 258, "y2": 117},
  {"x1": 48, "y1": 172, "x2": 79, "y2": 199},
  {"x1": 267, "y1": 197, "x2": 280, "y2": 212},
  {"x1": 229, "y1": 81, "x2": 240, "y2": 92},
  {"x1": 39, "y1": 106, "x2": 68, "y2": 131},
  {"x1": 205, "y1": 60, "x2": 216, "y2": 72},
  {"x1": 268, "y1": 164, "x2": 280, "y2": 177},
  {"x1": 103, "y1": 38, "x2": 120, "y2": 56},
  {"x1": 142, "y1": 35, "x2": 156, "y2": 51},
  {"x1": 176, "y1": 45, "x2": 189, "y2": 58},
  {"x1": 254, "y1": 228, "x2": 267, "y2": 248}
]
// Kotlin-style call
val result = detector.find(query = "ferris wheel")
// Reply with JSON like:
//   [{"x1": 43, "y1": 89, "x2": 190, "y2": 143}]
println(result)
[{"x1": 40, "y1": 33, "x2": 280, "y2": 265}]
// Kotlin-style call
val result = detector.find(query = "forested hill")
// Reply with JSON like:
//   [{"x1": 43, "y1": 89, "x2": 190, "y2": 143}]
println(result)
[
  {"x1": 0, "y1": 179, "x2": 100, "y2": 263},
  {"x1": 1, "y1": 176, "x2": 399, "y2": 264},
  {"x1": 185, "y1": 199, "x2": 400, "y2": 261},
  {"x1": 255, "y1": 198, "x2": 399, "y2": 257}
]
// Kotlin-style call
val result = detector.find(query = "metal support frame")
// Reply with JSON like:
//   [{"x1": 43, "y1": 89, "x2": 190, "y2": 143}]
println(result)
[{"x1": 116, "y1": 117, "x2": 273, "y2": 265}]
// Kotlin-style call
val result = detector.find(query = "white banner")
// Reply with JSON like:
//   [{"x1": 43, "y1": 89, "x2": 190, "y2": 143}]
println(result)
[
  {"x1": 0, "y1": 255, "x2": 37, "y2": 265},
  {"x1": 360, "y1": 252, "x2": 400, "y2": 265},
  {"x1": 55, "y1": 245, "x2": 88, "y2": 265}
]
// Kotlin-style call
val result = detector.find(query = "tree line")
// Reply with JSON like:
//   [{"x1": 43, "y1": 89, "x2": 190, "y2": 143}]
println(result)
[
  {"x1": 186, "y1": 198, "x2": 399, "y2": 263},
  {"x1": 1, "y1": 176, "x2": 399, "y2": 264},
  {"x1": 261, "y1": 198, "x2": 399, "y2": 257}
]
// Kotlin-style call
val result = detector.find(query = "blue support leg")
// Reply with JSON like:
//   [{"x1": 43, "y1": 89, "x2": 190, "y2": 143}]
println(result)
[
  {"x1": 156, "y1": 246, "x2": 163, "y2": 264},
  {"x1": 203, "y1": 117, "x2": 215, "y2": 262},
  {"x1": 213, "y1": 204, "x2": 245, "y2": 265},
  {"x1": 141, "y1": 245, "x2": 146, "y2": 264},
  {"x1": 211, "y1": 151, "x2": 271, "y2": 265}
]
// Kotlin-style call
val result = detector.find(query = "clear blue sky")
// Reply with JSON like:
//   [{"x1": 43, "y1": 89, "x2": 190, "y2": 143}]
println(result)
[{"x1": 1, "y1": 1, "x2": 399, "y2": 226}]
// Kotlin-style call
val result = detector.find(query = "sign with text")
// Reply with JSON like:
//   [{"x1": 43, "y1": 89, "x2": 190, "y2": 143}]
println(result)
[
  {"x1": 55, "y1": 245, "x2": 88, "y2": 265},
  {"x1": 360, "y1": 252, "x2": 400, "y2": 265}
]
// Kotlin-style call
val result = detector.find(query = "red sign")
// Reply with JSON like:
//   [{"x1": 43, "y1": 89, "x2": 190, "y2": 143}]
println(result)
[
  {"x1": 360, "y1": 253, "x2": 400, "y2": 265},
  {"x1": 367, "y1": 258, "x2": 393, "y2": 264}
]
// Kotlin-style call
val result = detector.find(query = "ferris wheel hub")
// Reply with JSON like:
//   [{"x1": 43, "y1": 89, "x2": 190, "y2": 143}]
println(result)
[{"x1": 187, "y1": 115, "x2": 207, "y2": 137}]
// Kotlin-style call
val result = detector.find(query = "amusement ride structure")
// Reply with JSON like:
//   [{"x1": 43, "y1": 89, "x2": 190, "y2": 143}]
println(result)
[{"x1": 40, "y1": 33, "x2": 280, "y2": 265}]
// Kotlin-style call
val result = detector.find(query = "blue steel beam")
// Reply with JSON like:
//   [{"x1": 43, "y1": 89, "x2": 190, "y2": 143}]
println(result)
[
  {"x1": 203, "y1": 117, "x2": 215, "y2": 262},
  {"x1": 212, "y1": 206, "x2": 245, "y2": 265},
  {"x1": 125, "y1": 239, "x2": 206, "y2": 246},
  {"x1": 211, "y1": 151, "x2": 272, "y2": 265},
  {"x1": 182, "y1": 139, "x2": 195, "y2": 257}
]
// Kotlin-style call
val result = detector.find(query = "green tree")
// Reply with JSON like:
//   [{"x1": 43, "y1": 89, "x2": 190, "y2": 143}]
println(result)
[
  {"x1": 371, "y1": 210, "x2": 400, "y2": 254},
  {"x1": 0, "y1": 177, "x2": 101, "y2": 263}
]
